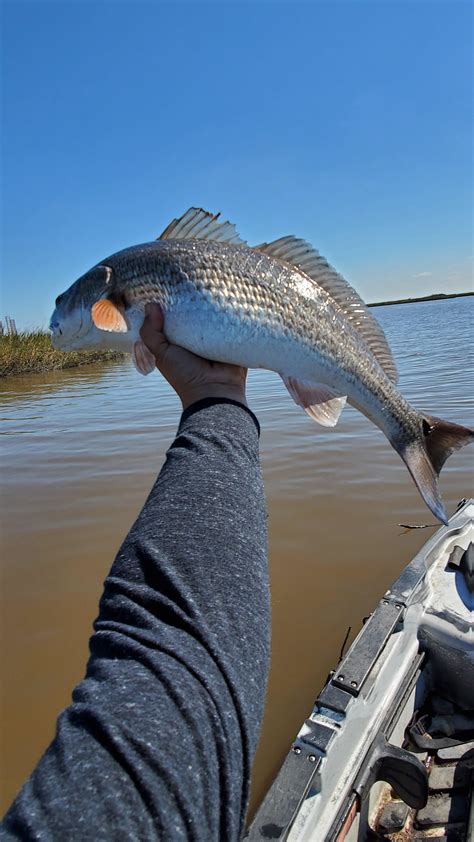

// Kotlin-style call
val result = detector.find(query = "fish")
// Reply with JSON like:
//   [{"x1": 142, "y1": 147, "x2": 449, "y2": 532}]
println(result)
[{"x1": 50, "y1": 207, "x2": 473, "y2": 524}]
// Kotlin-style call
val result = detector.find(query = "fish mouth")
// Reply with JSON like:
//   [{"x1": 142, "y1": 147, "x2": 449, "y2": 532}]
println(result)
[
  {"x1": 50, "y1": 329, "x2": 73, "y2": 350},
  {"x1": 49, "y1": 306, "x2": 92, "y2": 350},
  {"x1": 49, "y1": 318, "x2": 64, "y2": 348}
]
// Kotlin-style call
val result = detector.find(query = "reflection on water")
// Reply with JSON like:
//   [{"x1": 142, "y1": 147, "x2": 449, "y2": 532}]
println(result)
[{"x1": 1, "y1": 298, "x2": 473, "y2": 814}]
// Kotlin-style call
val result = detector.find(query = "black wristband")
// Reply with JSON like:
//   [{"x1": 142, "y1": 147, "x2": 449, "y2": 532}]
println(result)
[{"x1": 180, "y1": 397, "x2": 260, "y2": 436}]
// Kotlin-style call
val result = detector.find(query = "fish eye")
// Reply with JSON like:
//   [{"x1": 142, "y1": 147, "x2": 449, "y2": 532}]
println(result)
[{"x1": 55, "y1": 293, "x2": 64, "y2": 307}]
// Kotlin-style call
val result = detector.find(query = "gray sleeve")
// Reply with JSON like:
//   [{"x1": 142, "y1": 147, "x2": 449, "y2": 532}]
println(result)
[{"x1": 2, "y1": 399, "x2": 270, "y2": 842}]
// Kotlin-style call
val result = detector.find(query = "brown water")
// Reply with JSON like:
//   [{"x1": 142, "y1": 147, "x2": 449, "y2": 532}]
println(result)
[{"x1": 1, "y1": 298, "x2": 473, "y2": 816}]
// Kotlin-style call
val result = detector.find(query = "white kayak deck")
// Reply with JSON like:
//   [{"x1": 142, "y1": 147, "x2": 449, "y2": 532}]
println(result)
[{"x1": 246, "y1": 499, "x2": 473, "y2": 842}]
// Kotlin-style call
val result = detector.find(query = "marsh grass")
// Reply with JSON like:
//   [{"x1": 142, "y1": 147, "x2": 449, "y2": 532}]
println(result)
[{"x1": 0, "y1": 331, "x2": 126, "y2": 377}]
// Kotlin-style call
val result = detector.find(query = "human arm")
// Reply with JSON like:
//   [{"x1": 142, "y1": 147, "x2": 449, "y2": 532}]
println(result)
[{"x1": 2, "y1": 307, "x2": 270, "y2": 841}]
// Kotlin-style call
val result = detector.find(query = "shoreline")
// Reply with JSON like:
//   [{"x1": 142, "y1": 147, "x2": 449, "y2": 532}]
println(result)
[
  {"x1": 369, "y1": 291, "x2": 473, "y2": 307},
  {"x1": 0, "y1": 332, "x2": 126, "y2": 378},
  {"x1": 2, "y1": 291, "x2": 472, "y2": 377}
]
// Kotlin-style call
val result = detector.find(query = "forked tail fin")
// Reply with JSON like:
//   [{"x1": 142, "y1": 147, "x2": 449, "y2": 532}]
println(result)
[
  {"x1": 422, "y1": 415, "x2": 474, "y2": 474},
  {"x1": 399, "y1": 415, "x2": 474, "y2": 525}
]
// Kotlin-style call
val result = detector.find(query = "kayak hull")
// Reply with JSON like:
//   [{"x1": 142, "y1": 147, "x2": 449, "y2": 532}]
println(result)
[{"x1": 246, "y1": 499, "x2": 474, "y2": 841}]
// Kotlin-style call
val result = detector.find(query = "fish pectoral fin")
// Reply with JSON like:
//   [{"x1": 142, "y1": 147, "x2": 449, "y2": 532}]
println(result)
[
  {"x1": 281, "y1": 375, "x2": 347, "y2": 427},
  {"x1": 157, "y1": 208, "x2": 246, "y2": 245},
  {"x1": 132, "y1": 340, "x2": 156, "y2": 376},
  {"x1": 91, "y1": 299, "x2": 128, "y2": 333}
]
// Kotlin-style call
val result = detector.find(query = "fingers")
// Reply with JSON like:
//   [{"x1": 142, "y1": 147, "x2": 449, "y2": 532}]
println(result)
[
  {"x1": 139, "y1": 302, "x2": 249, "y2": 410},
  {"x1": 145, "y1": 302, "x2": 164, "y2": 332},
  {"x1": 140, "y1": 303, "x2": 169, "y2": 364}
]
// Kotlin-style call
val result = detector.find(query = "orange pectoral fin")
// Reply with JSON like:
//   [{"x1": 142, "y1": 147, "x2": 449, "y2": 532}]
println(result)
[{"x1": 91, "y1": 299, "x2": 128, "y2": 333}]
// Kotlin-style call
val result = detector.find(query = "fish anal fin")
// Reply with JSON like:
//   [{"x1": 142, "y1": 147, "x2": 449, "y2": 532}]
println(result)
[
  {"x1": 91, "y1": 299, "x2": 128, "y2": 333},
  {"x1": 132, "y1": 340, "x2": 156, "y2": 376},
  {"x1": 255, "y1": 236, "x2": 398, "y2": 384},
  {"x1": 157, "y1": 208, "x2": 246, "y2": 246},
  {"x1": 281, "y1": 375, "x2": 347, "y2": 427}
]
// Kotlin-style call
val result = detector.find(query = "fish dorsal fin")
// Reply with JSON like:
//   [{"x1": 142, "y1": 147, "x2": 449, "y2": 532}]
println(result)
[
  {"x1": 281, "y1": 375, "x2": 347, "y2": 427},
  {"x1": 158, "y1": 207, "x2": 246, "y2": 246},
  {"x1": 255, "y1": 237, "x2": 398, "y2": 384}
]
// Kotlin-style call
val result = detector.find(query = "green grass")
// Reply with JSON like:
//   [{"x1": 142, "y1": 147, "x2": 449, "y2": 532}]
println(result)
[{"x1": 0, "y1": 331, "x2": 126, "y2": 377}]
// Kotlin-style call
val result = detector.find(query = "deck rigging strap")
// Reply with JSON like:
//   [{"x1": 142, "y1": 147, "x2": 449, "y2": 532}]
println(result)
[{"x1": 408, "y1": 711, "x2": 474, "y2": 750}]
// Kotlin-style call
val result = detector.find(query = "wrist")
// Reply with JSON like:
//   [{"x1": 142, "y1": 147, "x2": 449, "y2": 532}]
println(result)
[
  {"x1": 180, "y1": 385, "x2": 248, "y2": 411},
  {"x1": 180, "y1": 395, "x2": 260, "y2": 436}
]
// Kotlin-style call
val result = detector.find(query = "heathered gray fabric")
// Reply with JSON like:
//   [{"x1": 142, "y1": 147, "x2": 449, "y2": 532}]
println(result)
[{"x1": 2, "y1": 399, "x2": 270, "y2": 842}]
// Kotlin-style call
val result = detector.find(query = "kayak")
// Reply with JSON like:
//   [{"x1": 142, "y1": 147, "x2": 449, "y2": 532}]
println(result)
[{"x1": 246, "y1": 498, "x2": 473, "y2": 841}]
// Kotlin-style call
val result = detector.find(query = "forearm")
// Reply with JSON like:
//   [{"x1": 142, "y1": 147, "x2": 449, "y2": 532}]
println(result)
[{"x1": 3, "y1": 399, "x2": 270, "y2": 841}]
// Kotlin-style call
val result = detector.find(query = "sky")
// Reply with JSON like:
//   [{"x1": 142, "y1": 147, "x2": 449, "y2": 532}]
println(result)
[{"x1": 2, "y1": 0, "x2": 472, "y2": 330}]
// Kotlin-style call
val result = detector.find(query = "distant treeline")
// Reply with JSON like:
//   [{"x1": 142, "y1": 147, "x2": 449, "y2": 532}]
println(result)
[
  {"x1": 1, "y1": 331, "x2": 125, "y2": 377},
  {"x1": 369, "y1": 291, "x2": 473, "y2": 307}
]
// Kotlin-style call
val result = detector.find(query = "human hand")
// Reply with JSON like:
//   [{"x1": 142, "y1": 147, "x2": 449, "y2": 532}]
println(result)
[{"x1": 140, "y1": 303, "x2": 248, "y2": 410}]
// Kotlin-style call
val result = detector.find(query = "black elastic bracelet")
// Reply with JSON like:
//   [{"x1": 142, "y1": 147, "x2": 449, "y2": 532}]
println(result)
[{"x1": 180, "y1": 397, "x2": 260, "y2": 436}]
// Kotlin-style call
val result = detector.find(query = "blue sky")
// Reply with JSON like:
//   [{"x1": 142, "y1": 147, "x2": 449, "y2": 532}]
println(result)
[{"x1": 2, "y1": 0, "x2": 472, "y2": 329}]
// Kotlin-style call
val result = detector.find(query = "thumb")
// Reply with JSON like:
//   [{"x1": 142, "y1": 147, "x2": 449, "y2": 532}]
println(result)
[{"x1": 140, "y1": 303, "x2": 169, "y2": 363}]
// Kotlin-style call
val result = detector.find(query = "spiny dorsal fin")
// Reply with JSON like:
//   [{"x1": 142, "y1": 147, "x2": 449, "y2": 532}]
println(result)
[
  {"x1": 255, "y1": 237, "x2": 398, "y2": 384},
  {"x1": 158, "y1": 208, "x2": 246, "y2": 246}
]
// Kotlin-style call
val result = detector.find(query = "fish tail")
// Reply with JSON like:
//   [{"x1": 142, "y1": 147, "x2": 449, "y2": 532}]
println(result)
[{"x1": 398, "y1": 415, "x2": 474, "y2": 525}]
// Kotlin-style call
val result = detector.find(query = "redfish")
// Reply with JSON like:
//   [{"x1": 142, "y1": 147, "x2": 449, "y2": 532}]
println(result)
[{"x1": 50, "y1": 208, "x2": 473, "y2": 523}]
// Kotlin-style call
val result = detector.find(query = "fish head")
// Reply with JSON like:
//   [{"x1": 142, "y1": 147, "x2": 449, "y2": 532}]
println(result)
[{"x1": 50, "y1": 264, "x2": 135, "y2": 352}]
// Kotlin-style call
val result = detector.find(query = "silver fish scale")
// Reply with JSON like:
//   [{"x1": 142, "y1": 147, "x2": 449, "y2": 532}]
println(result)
[{"x1": 104, "y1": 239, "x2": 419, "y2": 443}]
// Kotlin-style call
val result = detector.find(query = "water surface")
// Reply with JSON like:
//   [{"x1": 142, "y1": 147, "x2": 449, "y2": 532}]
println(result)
[{"x1": 1, "y1": 298, "x2": 473, "y2": 815}]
